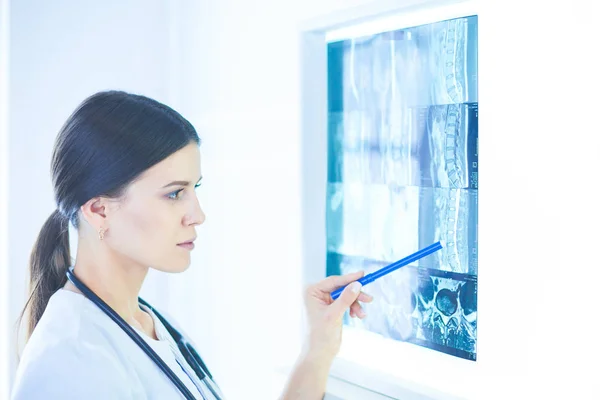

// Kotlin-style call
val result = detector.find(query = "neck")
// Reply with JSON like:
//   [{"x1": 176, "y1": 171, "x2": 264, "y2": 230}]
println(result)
[{"x1": 68, "y1": 240, "x2": 149, "y2": 323}]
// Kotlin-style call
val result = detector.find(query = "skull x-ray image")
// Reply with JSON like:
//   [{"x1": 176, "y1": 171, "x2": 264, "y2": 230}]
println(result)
[{"x1": 326, "y1": 15, "x2": 478, "y2": 360}]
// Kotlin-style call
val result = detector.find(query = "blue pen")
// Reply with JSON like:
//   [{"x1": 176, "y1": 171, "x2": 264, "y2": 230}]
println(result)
[{"x1": 330, "y1": 241, "x2": 444, "y2": 300}]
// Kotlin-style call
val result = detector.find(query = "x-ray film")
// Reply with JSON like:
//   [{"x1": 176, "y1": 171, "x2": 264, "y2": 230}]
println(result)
[{"x1": 326, "y1": 15, "x2": 478, "y2": 360}]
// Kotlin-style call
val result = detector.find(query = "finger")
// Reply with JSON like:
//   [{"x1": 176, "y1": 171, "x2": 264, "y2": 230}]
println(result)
[
  {"x1": 329, "y1": 281, "x2": 362, "y2": 318},
  {"x1": 358, "y1": 292, "x2": 373, "y2": 303},
  {"x1": 349, "y1": 309, "x2": 355, "y2": 318},
  {"x1": 314, "y1": 270, "x2": 365, "y2": 293},
  {"x1": 350, "y1": 302, "x2": 365, "y2": 319}
]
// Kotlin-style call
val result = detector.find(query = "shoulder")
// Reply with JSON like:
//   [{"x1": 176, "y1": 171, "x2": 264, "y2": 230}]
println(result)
[
  {"x1": 11, "y1": 290, "x2": 137, "y2": 400},
  {"x1": 12, "y1": 336, "x2": 135, "y2": 400}
]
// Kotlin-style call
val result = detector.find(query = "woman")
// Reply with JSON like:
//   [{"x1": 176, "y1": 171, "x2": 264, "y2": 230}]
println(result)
[{"x1": 11, "y1": 91, "x2": 373, "y2": 399}]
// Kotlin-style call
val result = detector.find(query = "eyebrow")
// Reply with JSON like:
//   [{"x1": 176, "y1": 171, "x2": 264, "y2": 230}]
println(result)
[{"x1": 162, "y1": 176, "x2": 203, "y2": 189}]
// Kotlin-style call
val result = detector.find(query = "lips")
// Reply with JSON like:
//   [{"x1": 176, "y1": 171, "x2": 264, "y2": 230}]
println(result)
[{"x1": 177, "y1": 239, "x2": 196, "y2": 250}]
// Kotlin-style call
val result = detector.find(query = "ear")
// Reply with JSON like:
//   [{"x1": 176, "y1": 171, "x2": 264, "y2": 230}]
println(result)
[{"x1": 79, "y1": 197, "x2": 109, "y2": 231}]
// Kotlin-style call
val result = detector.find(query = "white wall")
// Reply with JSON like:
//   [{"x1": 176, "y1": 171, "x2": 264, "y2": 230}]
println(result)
[{"x1": 1, "y1": 0, "x2": 11, "y2": 398}]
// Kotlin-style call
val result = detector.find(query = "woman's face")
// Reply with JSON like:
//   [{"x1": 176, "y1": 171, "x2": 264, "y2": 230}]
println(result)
[{"x1": 103, "y1": 143, "x2": 205, "y2": 273}]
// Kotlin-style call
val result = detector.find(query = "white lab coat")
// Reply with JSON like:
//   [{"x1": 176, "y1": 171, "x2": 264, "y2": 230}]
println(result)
[{"x1": 11, "y1": 289, "x2": 222, "y2": 399}]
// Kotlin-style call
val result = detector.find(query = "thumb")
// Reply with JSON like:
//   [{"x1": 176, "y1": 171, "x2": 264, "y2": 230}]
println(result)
[{"x1": 330, "y1": 281, "x2": 362, "y2": 318}]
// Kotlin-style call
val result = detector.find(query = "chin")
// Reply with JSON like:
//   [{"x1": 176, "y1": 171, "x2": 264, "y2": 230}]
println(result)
[
  {"x1": 153, "y1": 258, "x2": 192, "y2": 274},
  {"x1": 168, "y1": 261, "x2": 192, "y2": 274}
]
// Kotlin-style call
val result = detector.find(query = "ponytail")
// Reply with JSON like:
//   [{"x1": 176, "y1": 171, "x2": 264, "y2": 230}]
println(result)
[{"x1": 19, "y1": 210, "x2": 71, "y2": 339}]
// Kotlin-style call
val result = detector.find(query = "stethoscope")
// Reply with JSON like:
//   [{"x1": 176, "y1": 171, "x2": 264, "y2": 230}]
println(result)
[{"x1": 66, "y1": 267, "x2": 221, "y2": 400}]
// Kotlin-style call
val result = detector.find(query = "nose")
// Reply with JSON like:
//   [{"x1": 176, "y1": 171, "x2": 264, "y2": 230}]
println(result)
[{"x1": 184, "y1": 195, "x2": 206, "y2": 227}]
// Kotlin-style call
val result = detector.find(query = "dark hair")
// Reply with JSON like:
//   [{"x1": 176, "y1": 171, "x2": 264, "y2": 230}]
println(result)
[{"x1": 19, "y1": 90, "x2": 200, "y2": 339}]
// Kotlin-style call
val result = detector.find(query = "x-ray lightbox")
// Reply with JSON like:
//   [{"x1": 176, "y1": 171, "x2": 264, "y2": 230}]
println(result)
[{"x1": 300, "y1": 1, "x2": 480, "y2": 399}]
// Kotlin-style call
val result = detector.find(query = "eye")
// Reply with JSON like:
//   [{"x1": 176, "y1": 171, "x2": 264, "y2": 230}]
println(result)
[
  {"x1": 194, "y1": 182, "x2": 202, "y2": 190},
  {"x1": 167, "y1": 188, "x2": 185, "y2": 200}
]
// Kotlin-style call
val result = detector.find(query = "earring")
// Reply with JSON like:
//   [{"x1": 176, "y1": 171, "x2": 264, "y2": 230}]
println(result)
[{"x1": 98, "y1": 228, "x2": 106, "y2": 241}]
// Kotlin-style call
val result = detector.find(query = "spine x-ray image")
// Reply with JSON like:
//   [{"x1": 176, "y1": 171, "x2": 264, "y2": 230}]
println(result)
[{"x1": 326, "y1": 15, "x2": 478, "y2": 360}]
